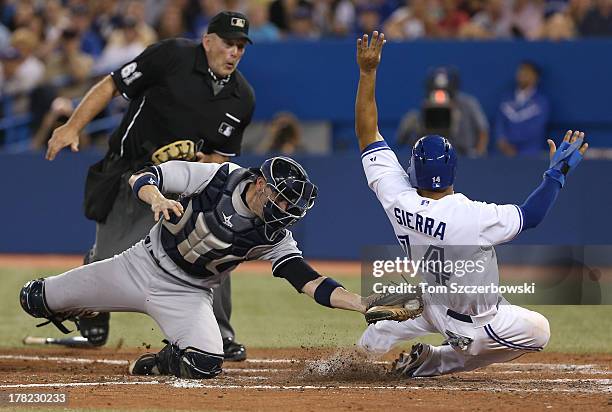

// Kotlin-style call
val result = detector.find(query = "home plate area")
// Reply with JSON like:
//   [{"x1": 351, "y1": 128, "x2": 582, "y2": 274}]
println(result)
[{"x1": 0, "y1": 348, "x2": 611, "y2": 411}]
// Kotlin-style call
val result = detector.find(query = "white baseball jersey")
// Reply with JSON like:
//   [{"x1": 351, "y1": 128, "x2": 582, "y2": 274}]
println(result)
[{"x1": 361, "y1": 141, "x2": 524, "y2": 316}]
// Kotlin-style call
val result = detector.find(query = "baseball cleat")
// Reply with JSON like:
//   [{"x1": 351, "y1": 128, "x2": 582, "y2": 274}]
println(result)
[
  {"x1": 391, "y1": 343, "x2": 432, "y2": 377},
  {"x1": 129, "y1": 353, "x2": 160, "y2": 376},
  {"x1": 223, "y1": 337, "x2": 246, "y2": 362},
  {"x1": 77, "y1": 312, "x2": 110, "y2": 347}
]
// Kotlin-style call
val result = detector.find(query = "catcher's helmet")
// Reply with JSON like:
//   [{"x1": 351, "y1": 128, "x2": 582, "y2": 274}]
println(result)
[
  {"x1": 408, "y1": 135, "x2": 457, "y2": 190},
  {"x1": 260, "y1": 156, "x2": 317, "y2": 240}
]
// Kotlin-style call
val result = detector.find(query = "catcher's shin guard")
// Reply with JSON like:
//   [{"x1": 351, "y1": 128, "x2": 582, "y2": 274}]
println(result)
[
  {"x1": 131, "y1": 341, "x2": 224, "y2": 379},
  {"x1": 19, "y1": 279, "x2": 72, "y2": 334},
  {"x1": 80, "y1": 249, "x2": 110, "y2": 346}
]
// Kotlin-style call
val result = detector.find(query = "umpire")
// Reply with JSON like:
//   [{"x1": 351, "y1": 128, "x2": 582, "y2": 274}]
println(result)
[{"x1": 45, "y1": 11, "x2": 255, "y2": 361}]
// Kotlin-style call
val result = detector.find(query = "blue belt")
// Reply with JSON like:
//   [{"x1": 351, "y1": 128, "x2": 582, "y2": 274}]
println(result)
[
  {"x1": 447, "y1": 309, "x2": 473, "y2": 323},
  {"x1": 447, "y1": 298, "x2": 501, "y2": 324}
]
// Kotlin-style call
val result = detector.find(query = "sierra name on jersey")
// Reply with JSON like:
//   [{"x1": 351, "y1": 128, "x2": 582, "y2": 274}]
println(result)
[{"x1": 393, "y1": 207, "x2": 447, "y2": 240}]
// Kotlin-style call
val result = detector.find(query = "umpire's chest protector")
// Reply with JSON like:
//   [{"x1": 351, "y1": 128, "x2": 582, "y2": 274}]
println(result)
[{"x1": 160, "y1": 164, "x2": 279, "y2": 277}]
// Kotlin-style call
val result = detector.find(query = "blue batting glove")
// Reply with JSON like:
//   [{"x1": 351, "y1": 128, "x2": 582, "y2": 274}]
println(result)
[{"x1": 544, "y1": 139, "x2": 584, "y2": 187}]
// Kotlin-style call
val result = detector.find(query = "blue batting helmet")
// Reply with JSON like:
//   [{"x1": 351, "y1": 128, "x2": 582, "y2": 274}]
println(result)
[{"x1": 408, "y1": 135, "x2": 457, "y2": 190}]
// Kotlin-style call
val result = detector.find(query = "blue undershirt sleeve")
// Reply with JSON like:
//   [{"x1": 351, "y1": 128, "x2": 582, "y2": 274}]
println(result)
[{"x1": 519, "y1": 174, "x2": 562, "y2": 230}]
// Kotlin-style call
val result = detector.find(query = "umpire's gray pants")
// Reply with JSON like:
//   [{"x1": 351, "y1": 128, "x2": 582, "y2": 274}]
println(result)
[
  {"x1": 89, "y1": 174, "x2": 235, "y2": 339},
  {"x1": 45, "y1": 241, "x2": 224, "y2": 355}
]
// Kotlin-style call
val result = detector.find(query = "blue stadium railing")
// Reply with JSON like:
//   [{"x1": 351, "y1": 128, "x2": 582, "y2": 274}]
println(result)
[
  {"x1": 0, "y1": 95, "x2": 32, "y2": 150},
  {"x1": 0, "y1": 93, "x2": 122, "y2": 152}
]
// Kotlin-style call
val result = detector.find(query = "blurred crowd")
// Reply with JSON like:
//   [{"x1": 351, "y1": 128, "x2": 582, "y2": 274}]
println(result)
[
  {"x1": 0, "y1": 0, "x2": 610, "y2": 55},
  {"x1": 0, "y1": 0, "x2": 610, "y2": 154}
]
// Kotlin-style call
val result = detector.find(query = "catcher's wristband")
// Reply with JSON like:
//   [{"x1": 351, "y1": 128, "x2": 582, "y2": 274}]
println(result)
[
  {"x1": 132, "y1": 173, "x2": 159, "y2": 197},
  {"x1": 314, "y1": 277, "x2": 343, "y2": 308}
]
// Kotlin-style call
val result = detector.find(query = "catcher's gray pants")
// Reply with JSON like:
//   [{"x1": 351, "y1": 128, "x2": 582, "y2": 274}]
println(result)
[
  {"x1": 45, "y1": 241, "x2": 224, "y2": 355},
  {"x1": 89, "y1": 174, "x2": 235, "y2": 339}
]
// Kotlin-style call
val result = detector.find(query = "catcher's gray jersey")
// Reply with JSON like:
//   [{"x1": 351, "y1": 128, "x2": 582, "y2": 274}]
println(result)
[{"x1": 147, "y1": 161, "x2": 302, "y2": 290}]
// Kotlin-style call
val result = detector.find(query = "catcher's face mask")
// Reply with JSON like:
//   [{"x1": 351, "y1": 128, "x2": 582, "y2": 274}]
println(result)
[{"x1": 259, "y1": 157, "x2": 317, "y2": 241}]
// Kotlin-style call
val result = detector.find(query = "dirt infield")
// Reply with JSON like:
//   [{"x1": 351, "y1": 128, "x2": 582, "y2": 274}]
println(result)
[{"x1": 0, "y1": 347, "x2": 610, "y2": 411}]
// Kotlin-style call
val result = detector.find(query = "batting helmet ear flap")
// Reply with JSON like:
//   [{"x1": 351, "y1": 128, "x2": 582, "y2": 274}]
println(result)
[{"x1": 407, "y1": 155, "x2": 418, "y2": 187}]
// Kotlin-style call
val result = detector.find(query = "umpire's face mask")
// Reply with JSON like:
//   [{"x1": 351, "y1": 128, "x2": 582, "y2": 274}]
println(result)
[{"x1": 260, "y1": 177, "x2": 317, "y2": 241}]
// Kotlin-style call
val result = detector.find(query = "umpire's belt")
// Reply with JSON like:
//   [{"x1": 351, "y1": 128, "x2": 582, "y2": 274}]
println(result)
[{"x1": 144, "y1": 236, "x2": 212, "y2": 292}]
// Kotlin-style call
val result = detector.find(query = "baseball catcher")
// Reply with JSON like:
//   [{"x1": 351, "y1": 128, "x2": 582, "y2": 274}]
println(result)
[{"x1": 20, "y1": 156, "x2": 417, "y2": 379}]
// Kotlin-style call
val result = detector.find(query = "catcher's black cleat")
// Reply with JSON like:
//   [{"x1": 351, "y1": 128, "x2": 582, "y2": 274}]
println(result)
[
  {"x1": 223, "y1": 337, "x2": 246, "y2": 362},
  {"x1": 78, "y1": 312, "x2": 110, "y2": 346},
  {"x1": 129, "y1": 353, "x2": 160, "y2": 376},
  {"x1": 391, "y1": 343, "x2": 432, "y2": 377}
]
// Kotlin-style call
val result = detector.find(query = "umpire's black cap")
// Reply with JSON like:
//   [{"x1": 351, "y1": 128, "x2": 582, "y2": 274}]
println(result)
[{"x1": 207, "y1": 11, "x2": 252, "y2": 44}]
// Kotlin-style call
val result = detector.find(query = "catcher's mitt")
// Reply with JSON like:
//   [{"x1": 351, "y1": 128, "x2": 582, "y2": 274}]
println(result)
[
  {"x1": 151, "y1": 140, "x2": 196, "y2": 165},
  {"x1": 363, "y1": 289, "x2": 423, "y2": 324}
]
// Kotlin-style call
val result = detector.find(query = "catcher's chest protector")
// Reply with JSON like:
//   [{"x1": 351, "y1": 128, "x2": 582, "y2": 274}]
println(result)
[{"x1": 160, "y1": 164, "x2": 280, "y2": 278}]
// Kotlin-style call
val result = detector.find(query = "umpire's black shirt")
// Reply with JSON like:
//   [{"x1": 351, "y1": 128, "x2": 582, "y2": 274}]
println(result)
[{"x1": 109, "y1": 38, "x2": 255, "y2": 165}]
